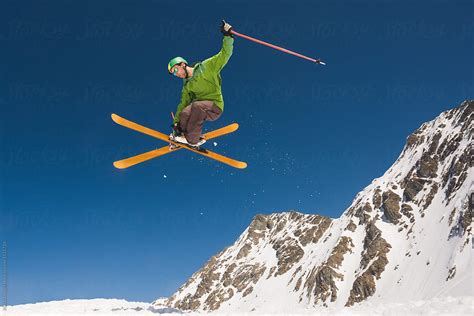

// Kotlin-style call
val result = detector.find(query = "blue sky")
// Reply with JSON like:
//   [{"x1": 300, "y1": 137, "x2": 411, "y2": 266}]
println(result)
[{"x1": 1, "y1": 0, "x2": 473, "y2": 305}]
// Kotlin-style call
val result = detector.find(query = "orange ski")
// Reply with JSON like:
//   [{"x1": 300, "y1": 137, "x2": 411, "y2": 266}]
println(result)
[
  {"x1": 111, "y1": 114, "x2": 247, "y2": 169},
  {"x1": 113, "y1": 123, "x2": 239, "y2": 169}
]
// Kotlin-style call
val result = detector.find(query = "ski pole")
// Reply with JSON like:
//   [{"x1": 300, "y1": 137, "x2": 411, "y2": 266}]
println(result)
[{"x1": 230, "y1": 30, "x2": 326, "y2": 65}]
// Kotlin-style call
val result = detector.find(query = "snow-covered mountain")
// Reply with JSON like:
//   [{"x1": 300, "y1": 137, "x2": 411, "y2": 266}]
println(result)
[
  {"x1": 4, "y1": 296, "x2": 473, "y2": 315},
  {"x1": 159, "y1": 100, "x2": 473, "y2": 313}
]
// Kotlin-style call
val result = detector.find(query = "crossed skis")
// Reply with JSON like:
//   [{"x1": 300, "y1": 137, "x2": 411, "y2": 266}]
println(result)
[{"x1": 111, "y1": 114, "x2": 247, "y2": 169}]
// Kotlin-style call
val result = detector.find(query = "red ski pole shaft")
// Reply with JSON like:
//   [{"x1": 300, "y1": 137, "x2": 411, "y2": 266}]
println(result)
[{"x1": 231, "y1": 30, "x2": 326, "y2": 65}]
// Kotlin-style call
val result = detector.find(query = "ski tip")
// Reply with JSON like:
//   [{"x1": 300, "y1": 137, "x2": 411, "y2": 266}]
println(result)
[
  {"x1": 111, "y1": 113, "x2": 128, "y2": 124},
  {"x1": 113, "y1": 161, "x2": 126, "y2": 169},
  {"x1": 111, "y1": 113, "x2": 120, "y2": 122},
  {"x1": 236, "y1": 162, "x2": 248, "y2": 169}
]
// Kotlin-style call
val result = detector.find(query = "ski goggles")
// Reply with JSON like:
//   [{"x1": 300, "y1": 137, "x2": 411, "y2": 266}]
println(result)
[{"x1": 170, "y1": 66, "x2": 180, "y2": 76}]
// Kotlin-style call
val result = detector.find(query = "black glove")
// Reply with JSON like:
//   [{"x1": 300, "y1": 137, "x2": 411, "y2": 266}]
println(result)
[{"x1": 221, "y1": 20, "x2": 233, "y2": 37}]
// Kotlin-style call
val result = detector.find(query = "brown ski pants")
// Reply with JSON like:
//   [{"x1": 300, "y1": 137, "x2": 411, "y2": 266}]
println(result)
[{"x1": 178, "y1": 100, "x2": 222, "y2": 144}]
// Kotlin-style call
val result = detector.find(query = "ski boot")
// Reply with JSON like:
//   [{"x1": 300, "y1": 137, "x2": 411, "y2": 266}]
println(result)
[
  {"x1": 169, "y1": 124, "x2": 184, "y2": 150},
  {"x1": 190, "y1": 137, "x2": 206, "y2": 149},
  {"x1": 170, "y1": 135, "x2": 206, "y2": 149},
  {"x1": 169, "y1": 133, "x2": 206, "y2": 149},
  {"x1": 169, "y1": 124, "x2": 206, "y2": 149}
]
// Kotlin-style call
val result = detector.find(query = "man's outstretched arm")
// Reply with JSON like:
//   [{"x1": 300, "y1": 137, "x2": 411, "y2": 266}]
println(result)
[{"x1": 204, "y1": 21, "x2": 234, "y2": 71}]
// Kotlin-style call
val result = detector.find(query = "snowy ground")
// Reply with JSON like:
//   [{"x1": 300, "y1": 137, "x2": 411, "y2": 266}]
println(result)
[{"x1": 1, "y1": 296, "x2": 473, "y2": 316}]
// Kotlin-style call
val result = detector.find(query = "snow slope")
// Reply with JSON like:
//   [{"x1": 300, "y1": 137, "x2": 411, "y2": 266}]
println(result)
[
  {"x1": 1, "y1": 298, "x2": 178, "y2": 316},
  {"x1": 2, "y1": 296, "x2": 473, "y2": 315}
]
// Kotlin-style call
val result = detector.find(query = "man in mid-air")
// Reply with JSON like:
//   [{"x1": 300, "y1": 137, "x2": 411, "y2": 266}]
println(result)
[{"x1": 167, "y1": 21, "x2": 234, "y2": 148}]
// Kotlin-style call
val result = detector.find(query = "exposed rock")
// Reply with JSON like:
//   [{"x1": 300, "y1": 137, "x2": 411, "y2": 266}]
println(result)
[
  {"x1": 449, "y1": 202, "x2": 473, "y2": 240},
  {"x1": 406, "y1": 129, "x2": 425, "y2": 149},
  {"x1": 289, "y1": 212, "x2": 303, "y2": 221},
  {"x1": 297, "y1": 215, "x2": 332, "y2": 246},
  {"x1": 231, "y1": 264, "x2": 266, "y2": 292},
  {"x1": 403, "y1": 177, "x2": 425, "y2": 202},
  {"x1": 423, "y1": 183, "x2": 438, "y2": 210},
  {"x1": 346, "y1": 221, "x2": 391, "y2": 306},
  {"x1": 345, "y1": 272, "x2": 375, "y2": 306},
  {"x1": 443, "y1": 147, "x2": 470, "y2": 203},
  {"x1": 248, "y1": 214, "x2": 272, "y2": 244},
  {"x1": 417, "y1": 152, "x2": 438, "y2": 178},
  {"x1": 461, "y1": 206, "x2": 472, "y2": 235},
  {"x1": 289, "y1": 266, "x2": 303, "y2": 284},
  {"x1": 327, "y1": 236, "x2": 354, "y2": 269},
  {"x1": 373, "y1": 188, "x2": 382, "y2": 209},
  {"x1": 171, "y1": 293, "x2": 201, "y2": 310},
  {"x1": 236, "y1": 214, "x2": 275, "y2": 260},
  {"x1": 345, "y1": 220, "x2": 357, "y2": 232},
  {"x1": 303, "y1": 236, "x2": 353, "y2": 304},
  {"x1": 222, "y1": 263, "x2": 236, "y2": 287},
  {"x1": 346, "y1": 205, "x2": 356, "y2": 217},
  {"x1": 236, "y1": 213, "x2": 282, "y2": 261},
  {"x1": 363, "y1": 203, "x2": 372, "y2": 212},
  {"x1": 169, "y1": 255, "x2": 223, "y2": 311},
  {"x1": 194, "y1": 262, "x2": 221, "y2": 299},
  {"x1": 294, "y1": 276, "x2": 303, "y2": 292},
  {"x1": 446, "y1": 266, "x2": 456, "y2": 281},
  {"x1": 205, "y1": 288, "x2": 234, "y2": 310},
  {"x1": 273, "y1": 238, "x2": 304, "y2": 276},
  {"x1": 275, "y1": 220, "x2": 287, "y2": 234},
  {"x1": 354, "y1": 203, "x2": 372, "y2": 225},
  {"x1": 448, "y1": 208, "x2": 456, "y2": 226},
  {"x1": 400, "y1": 203, "x2": 414, "y2": 222},
  {"x1": 427, "y1": 131, "x2": 442, "y2": 155},
  {"x1": 169, "y1": 244, "x2": 266, "y2": 311},
  {"x1": 457, "y1": 100, "x2": 473, "y2": 124},
  {"x1": 438, "y1": 133, "x2": 463, "y2": 161},
  {"x1": 305, "y1": 265, "x2": 343, "y2": 304},
  {"x1": 236, "y1": 244, "x2": 252, "y2": 260},
  {"x1": 266, "y1": 266, "x2": 276, "y2": 279},
  {"x1": 360, "y1": 222, "x2": 391, "y2": 270},
  {"x1": 323, "y1": 233, "x2": 332, "y2": 243},
  {"x1": 242, "y1": 286, "x2": 253, "y2": 297},
  {"x1": 381, "y1": 190, "x2": 402, "y2": 224}
]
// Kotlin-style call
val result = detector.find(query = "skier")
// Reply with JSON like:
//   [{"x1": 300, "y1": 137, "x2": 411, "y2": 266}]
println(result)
[
  {"x1": 113, "y1": 22, "x2": 324, "y2": 169},
  {"x1": 167, "y1": 20, "x2": 234, "y2": 148}
]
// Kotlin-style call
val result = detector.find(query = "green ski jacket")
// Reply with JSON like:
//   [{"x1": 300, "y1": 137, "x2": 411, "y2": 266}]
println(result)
[{"x1": 173, "y1": 36, "x2": 234, "y2": 124}]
